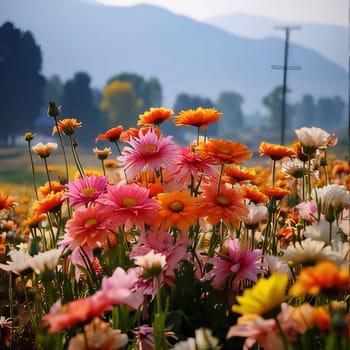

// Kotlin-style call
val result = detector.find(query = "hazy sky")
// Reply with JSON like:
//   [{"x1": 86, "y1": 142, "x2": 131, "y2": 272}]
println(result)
[{"x1": 95, "y1": 0, "x2": 349, "y2": 26}]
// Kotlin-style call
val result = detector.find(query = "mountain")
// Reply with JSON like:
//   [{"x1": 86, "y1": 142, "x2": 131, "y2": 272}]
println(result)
[
  {"x1": 205, "y1": 12, "x2": 348, "y2": 71},
  {"x1": 0, "y1": 0, "x2": 347, "y2": 115}
]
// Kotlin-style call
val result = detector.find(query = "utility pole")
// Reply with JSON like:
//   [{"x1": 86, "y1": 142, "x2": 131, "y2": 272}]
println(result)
[{"x1": 272, "y1": 26, "x2": 301, "y2": 145}]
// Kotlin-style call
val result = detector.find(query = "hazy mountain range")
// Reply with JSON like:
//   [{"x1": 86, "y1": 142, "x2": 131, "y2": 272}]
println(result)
[
  {"x1": 205, "y1": 13, "x2": 348, "y2": 71},
  {"x1": 0, "y1": 0, "x2": 348, "y2": 114}
]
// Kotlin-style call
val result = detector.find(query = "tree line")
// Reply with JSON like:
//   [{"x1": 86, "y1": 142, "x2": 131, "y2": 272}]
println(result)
[{"x1": 0, "y1": 22, "x2": 347, "y2": 148}]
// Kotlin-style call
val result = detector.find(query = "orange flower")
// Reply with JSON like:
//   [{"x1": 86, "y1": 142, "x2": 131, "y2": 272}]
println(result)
[
  {"x1": 289, "y1": 261, "x2": 350, "y2": 298},
  {"x1": 313, "y1": 307, "x2": 330, "y2": 331},
  {"x1": 156, "y1": 190, "x2": 200, "y2": 232},
  {"x1": 262, "y1": 186, "x2": 291, "y2": 200},
  {"x1": 95, "y1": 125, "x2": 123, "y2": 143},
  {"x1": 93, "y1": 147, "x2": 112, "y2": 160},
  {"x1": 0, "y1": 192, "x2": 16, "y2": 210},
  {"x1": 119, "y1": 127, "x2": 139, "y2": 142},
  {"x1": 38, "y1": 181, "x2": 65, "y2": 196},
  {"x1": 223, "y1": 165, "x2": 256, "y2": 184},
  {"x1": 173, "y1": 107, "x2": 222, "y2": 130},
  {"x1": 32, "y1": 191, "x2": 65, "y2": 215},
  {"x1": 135, "y1": 171, "x2": 164, "y2": 197},
  {"x1": 197, "y1": 139, "x2": 252, "y2": 165},
  {"x1": 52, "y1": 118, "x2": 82, "y2": 136},
  {"x1": 23, "y1": 213, "x2": 47, "y2": 228},
  {"x1": 103, "y1": 159, "x2": 122, "y2": 169},
  {"x1": 137, "y1": 107, "x2": 174, "y2": 126},
  {"x1": 250, "y1": 167, "x2": 271, "y2": 187},
  {"x1": 258, "y1": 141, "x2": 296, "y2": 161},
  {"x1": 331, "y1": 160, "x2": 350, "y2": 179},
  {"x1": 241, "y1": 185, "x2": 269, "y2": 204},
  {"x1": 290, "y1": 140, "x2": 309, "y2": 162},
  {"x1": 198, "y1": 182, "x2": 248, "y2": 227}
]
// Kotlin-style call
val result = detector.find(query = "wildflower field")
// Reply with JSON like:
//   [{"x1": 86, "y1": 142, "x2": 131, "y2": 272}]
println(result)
[{"x1": 0, "y1": 103, "x2": 349, "y2": 350}]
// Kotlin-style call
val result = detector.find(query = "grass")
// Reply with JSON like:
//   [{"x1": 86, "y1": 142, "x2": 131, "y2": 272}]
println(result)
[
  {"x1": 0, "y1": 148, "x2": 23, "y2": 159},
  {"x1": 0, "y1": 169, "x2": 47, "y2": 185}
]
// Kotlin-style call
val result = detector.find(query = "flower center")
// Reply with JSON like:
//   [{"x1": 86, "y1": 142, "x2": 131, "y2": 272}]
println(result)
[
  {"x1": 141, "y1": 144, "x2": 157, "y2": 152},
  {"x1": 219, "y1": 147, "x2": 230, "y2": 154},
  {"x1": 81, "y1": 187, "x2": 97, "y2": 196},
  {"x1": 169, "y1": 201, "x2": 184, "y2": 212},
  {"x1": 84, "y1": 218, "x2": 98, "y2": 228},
  {"x1": 216, "y1": 195, "x2": 231, "y2": 206},
  {"x1": 122, "y1": 198, "x2": 137, "y2": 207}
]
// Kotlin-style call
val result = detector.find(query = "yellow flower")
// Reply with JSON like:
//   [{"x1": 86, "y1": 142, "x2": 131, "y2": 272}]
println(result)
[
  {"x1": 232, "y1": 273, "x2": 288, "y2": 318},
  {"x1": 52, "y1": 118, "x2": 82, "y2": 136}
]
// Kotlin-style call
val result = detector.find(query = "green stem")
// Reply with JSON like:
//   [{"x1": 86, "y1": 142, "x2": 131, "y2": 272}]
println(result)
[
  {"x1": 43, "y1": 158, "x2": 52, "y2": 191},
  {"x1": 69, "y1": 135, "x2": 84, "y2": 178},
  {"x1": 217, "y1": 164, "x2": 224, "y2": 194},
  {"x1": 27, "y1": 140, "x2": 39, "y2": 200},
  {"x1": 272, "y1": 159, "x2": 276, "y2": 186},
  {"x1": 101, "y1": 159, "x2": 106, "y2": 176},
  {"x1": 9, "y1": 272, "x2": 14, "y2": 348},
  {"x1": 274, "y1": 316, "x2": 289, "y2": 350},
  {"x1": 53, "y1": 117, "x2": 70, "y2": 182}
]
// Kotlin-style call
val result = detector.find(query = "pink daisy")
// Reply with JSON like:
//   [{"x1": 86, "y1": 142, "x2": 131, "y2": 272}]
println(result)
[
  {"x1": 295, "y1": 200, "x2": 318, "y2": 223},
  {"x1": 168, "y1": 145, "x2": 218, "y2": 186},
  {"x1": 203, "y1": 238, "x2": 266, "y2": 291},
  {"x1": 43, "y1": 293, "x2": 107, "y2": 333},
  {"x1": 62, "y1": 204, "x2": 113, "y2": 250},
  {"x1": 130, "y1": 229, "x2": 190, "y2": 294},
  {"x1": 62, "y1": 174, "x2": 108, "y2": 208},
  {"x1": 99, "y1": 266, "x2": 144, "y2": 310},
  {"x1": 97, "y1": 183, "x2": 159, "y2": 232},
  {"x1": 118, "y1": 128, "x2": 180, "y2": 179}
]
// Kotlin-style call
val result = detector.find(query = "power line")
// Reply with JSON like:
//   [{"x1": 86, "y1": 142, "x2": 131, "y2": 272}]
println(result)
[{"x1": 272, "y1": 26, "x2": 301, "y2": 145}]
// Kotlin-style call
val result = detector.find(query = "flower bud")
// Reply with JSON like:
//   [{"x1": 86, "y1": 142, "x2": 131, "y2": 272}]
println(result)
[{"x1": 47, "y1": 101, "x2": 61, "y2": 118}]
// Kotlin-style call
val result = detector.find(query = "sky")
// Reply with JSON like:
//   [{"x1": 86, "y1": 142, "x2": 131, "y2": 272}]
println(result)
[{"x1": 94, "y1": 0, "x2": 349, "y2": 26}]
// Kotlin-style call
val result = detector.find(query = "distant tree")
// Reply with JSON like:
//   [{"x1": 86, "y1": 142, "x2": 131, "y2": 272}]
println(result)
[
  {"x1": 100, "y1": 80, "x2": 143, "y2": 129},
  {"x1": 144, "y1": 77, "x2": 162, "y2": 108},
  {"x1": 173, "y1": 93, "x2": 214, "y2": 114},
  {"x1": 262, "y1": 85, "x2": 293, "y2": 131},
  {"x1": 62, "y1": 72, "x2": 101, "y2": 147},
  {"x1": 43, "y1": 75, "x2": 64, "y2": 107},
  {"x1": 315, "y1": 96, "x2": 345, "y2": 130},
  {"x1": 293, "y1": 94, "x2": 315, "y2": 128},
  {"x1": 0, "y1": 22, "x2": 45, "y2": 146},
  {"x1": 215, "y1": 91, "x2": 244, "y2": 138},
  {"x1": 108, "y1": 72, "x2": 162, "y2": 110}
]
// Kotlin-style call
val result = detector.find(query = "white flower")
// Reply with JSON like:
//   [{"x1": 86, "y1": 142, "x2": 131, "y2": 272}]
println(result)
[
  {"x1": 280, "y1": 238, "x2": 344, "y2": 265},
  {"x1": 264, "y1": 255, "x2": 292, "y2": 280},
  {"x1": 0, "y1": 248, "x2": 62, "y2": 275},
  {"x1": 303, "y1": 220, "x2": 340, "y2": 243},
  {"x1": 314, "y1": 184, "x2": 348, "y2": 219},
  {"x1": 282, "y1": 159, "x2": 310, "y2": 178},
  {"x1": 133, "y1": 250, "x2": 167, "y2": 278},
  {"x1": 16, "y1": 242, "x2": 28, "y2": 252},
  {"x1": 241, "y1": 202, "x2": 268, "y2": 226},
  {"x1": 29, "y1": 248, "x2": 63, "y2": 274},
  {"x1": 171, "y1": 328, "x2": 220, "y2": 350},
  {"x1": 31, "y1": 142, "x2": 58, "y2": 158},
  {"x1": 295, "y1": 127, "x2": 330, "y2": 150},
  {"x1": 0, "y1": 249, "x2": 34, "y2": 274},
  {"x1": 0, "y1": 316, "x2": 12, "y2": 329},
  {"x1": 331, "y1": 240, "x2": 349, "y2": 266}
]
